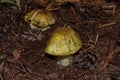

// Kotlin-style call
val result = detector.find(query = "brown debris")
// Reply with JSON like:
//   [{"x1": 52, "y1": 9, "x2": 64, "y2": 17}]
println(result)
[
  {"x1": 102, "y1": 3, "x2": 117, "y2": 15},
  {"x1": 12, "y1": 49, "x2": 23, "y2": 60},
  {"x1": 56, "y1": 0, "x2": 80, "y2": 3},
  {"x1": 0, "y1": 0, "x2": 120, "y2": 79}
]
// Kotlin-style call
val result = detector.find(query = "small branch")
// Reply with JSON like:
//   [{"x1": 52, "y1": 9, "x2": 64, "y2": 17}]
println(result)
[
  {"x1": 0, "y1": 74, "x2": 3, "y2": 80},
  {"x1": 103, "y1": 39, "x2": 116, "y2": 69},
  {"x1": 45, "y1": 1, "x2": 60, "y2": 11},
  {"x1": 99, "y1": 21, "x2": 117, "y2": 29}
]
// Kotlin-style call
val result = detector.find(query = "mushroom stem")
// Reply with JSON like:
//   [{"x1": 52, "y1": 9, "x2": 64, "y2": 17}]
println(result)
[{"x1": 57, "y1": 55, "x2": 73, "y2": 67}]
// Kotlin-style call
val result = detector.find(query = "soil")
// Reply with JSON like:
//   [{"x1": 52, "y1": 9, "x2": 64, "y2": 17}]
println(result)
[{"x1": 0, "y1": 0, "x2": 120, "y2": 80}]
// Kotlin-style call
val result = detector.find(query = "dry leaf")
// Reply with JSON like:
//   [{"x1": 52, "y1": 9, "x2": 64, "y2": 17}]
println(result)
[{"x1": 12, "y1": 49, "x2": 22, "y2": 60}]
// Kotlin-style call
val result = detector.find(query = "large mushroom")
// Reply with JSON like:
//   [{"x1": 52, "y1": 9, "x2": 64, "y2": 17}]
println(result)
[{"x1": 45, "y1": 27, "x2": 82, "y2": 66}]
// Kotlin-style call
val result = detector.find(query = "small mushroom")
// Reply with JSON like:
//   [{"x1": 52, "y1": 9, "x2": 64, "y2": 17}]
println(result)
[
  {"x1": 45, "y1": 27, "x2": 82, "y2": 66},
  {"x1": 24, "y1": 9, "x2": 56, "y2": 31}
]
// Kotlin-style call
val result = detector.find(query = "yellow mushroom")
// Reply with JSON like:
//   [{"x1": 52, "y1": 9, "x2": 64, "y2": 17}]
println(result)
[
  {"x1": 45, "y1": 27, "x2": 82, "y2": 66},
  {"x1": 24, "y1": 9, "x2": 56, "y2": 31}
]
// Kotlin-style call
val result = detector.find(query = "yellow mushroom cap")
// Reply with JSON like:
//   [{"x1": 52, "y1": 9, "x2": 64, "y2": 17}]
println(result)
[
  {"x1": 24, "y1": 9, "x2": 56, "y2": 29},
  {"x1": 24, "y1": 9, "x2": 38, "y2": 23},
  {"x1": 45, "y1": 27, "x2": 82, "y2": 56}
]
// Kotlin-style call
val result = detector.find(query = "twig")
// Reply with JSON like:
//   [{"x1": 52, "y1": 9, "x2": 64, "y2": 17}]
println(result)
[
  {"x1": 102, "y1": 3, "x2": 116, "y2": 15},
  {"x1": 16, "y1": 60, "x2": 26, "y2": 72},
  {"x1": 94, "y1": 33, "x2": 99, "y2": 46},
  {"x1": 92, "y1": 32, "x2": 99, "y2": 48},
  {"x1": 27, "y1": 67, "x2": 32, "y2": 73},
  {"x1": 56, "y1": 0, "x2": 79, "y2": 3},
  {"x1": 103, "y1": 39, "x2": 116, "y2": 69},
  {"x1": 99, "y1": 21, "x2": 117, "y2": 29},
  {"x1": 70, "y1": 6, "x2": 80, "y2": 23},
  {"x1": 0, "y1": 62, "x2": 4, "y2": 80},
  {"x1": 94, "y1": 74, "x2": 97, "y2": 80},
  {"x1": 0, "y1": 74, "x2": 3, "y2": 80},
  {"x1": 85, "y1": 32, "x2": 99, "y2": 48},
  {"x1": 15, "y1": 0, "x2": 21, "y2": 11},
  {"x1": 45, "y1": 1, "x2": 60, "y2": 11}
]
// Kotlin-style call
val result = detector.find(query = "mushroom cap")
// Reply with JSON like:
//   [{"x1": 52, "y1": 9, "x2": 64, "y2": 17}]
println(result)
[
  {"x1": 24, "y1": 9, "x2": 56, "y2": 28},
  {"x1": 24, "y1": 9, "x2": 38, "y2": 23},
  {"x1": 45, "y1": 27, "x2": 82, "y2": 56}
]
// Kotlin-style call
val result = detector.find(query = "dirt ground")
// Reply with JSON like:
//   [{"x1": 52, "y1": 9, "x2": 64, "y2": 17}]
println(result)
[{"x1": 0, "y1": 0, "x2": 120, "y2": 80}]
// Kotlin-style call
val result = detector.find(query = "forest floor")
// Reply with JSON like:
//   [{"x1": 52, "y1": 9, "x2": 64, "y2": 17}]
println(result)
[{"x1": 0, "y1": 0, "x2": 120, "y2": 80}]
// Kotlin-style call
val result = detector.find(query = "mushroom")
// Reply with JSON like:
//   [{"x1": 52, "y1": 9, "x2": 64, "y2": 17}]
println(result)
[
  {"x1": 45, "y1": 27, "x2": 82, "y2": 66},
  {"x1": 24, "y1": 9, "x2": 56, "y2": 31}
]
